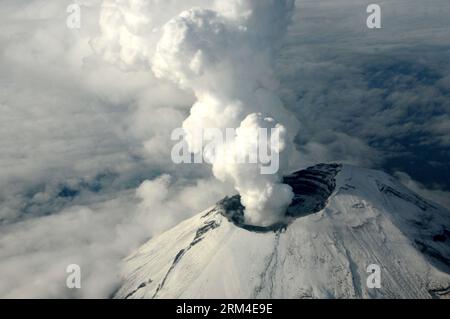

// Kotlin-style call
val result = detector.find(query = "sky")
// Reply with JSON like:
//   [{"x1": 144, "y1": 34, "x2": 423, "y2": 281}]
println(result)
[{"x1": 0, "y1": 0, "x2": 449, "y2": 298}]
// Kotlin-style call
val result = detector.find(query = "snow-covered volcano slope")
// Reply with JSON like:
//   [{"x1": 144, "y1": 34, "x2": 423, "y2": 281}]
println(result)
[{"x1": 115, "y1": 164, "x2": 450, "y2": 299}]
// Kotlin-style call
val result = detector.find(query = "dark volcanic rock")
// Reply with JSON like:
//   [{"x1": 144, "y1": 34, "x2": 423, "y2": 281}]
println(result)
[{"x1": 217, "y1": 163, "x2": 342, "y2": 232}]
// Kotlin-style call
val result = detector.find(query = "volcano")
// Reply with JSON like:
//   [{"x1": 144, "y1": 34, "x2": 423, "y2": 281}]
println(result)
[{"x1": 114, "y1": 164, "x2": 450, "y2": 299}]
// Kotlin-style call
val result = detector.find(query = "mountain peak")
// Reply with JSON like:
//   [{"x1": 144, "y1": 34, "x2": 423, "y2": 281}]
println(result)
[
  {"x1": 115, "y1": 164, "x2": 450, "y2": 299},
  {"x1": 218, "y1": 163, "x2": 342, "y2": 232}
]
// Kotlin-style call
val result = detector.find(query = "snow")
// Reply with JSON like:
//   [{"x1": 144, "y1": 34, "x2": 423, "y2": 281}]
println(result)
[{"x1": 114, "y1": 164, "x2": 450, "y2": 299}]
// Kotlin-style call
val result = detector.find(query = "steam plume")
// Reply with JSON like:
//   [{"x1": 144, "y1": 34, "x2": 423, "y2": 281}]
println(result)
[{"x1": 94, "y1": 0, "x2": 299, "y2": 226}]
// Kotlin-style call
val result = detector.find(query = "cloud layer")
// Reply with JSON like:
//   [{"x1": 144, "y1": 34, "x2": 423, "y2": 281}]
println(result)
[{"x1": 0, "y1": 0, "x2": 449, "y2": 297}]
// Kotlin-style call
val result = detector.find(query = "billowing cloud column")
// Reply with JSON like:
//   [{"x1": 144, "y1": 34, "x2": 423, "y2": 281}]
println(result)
[
  {"x1": 153, "y1": 0, "x2": 297, "y2": 226},
  {"x1": 94, "y1": 0, "x2": 299, "y2": 226}
]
